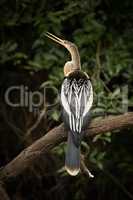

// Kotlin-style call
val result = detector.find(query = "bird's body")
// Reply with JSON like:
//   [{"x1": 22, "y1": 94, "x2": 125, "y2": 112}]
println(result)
[
  {"x1": 45, "y1": 32, "x2": 93, "y2": 176},
  {"x1": 61, "y1": 70, "x2": 93, "y2": 175},
  {"x1": 61, "y1": 70, "x2": 93, "y2": 138}
]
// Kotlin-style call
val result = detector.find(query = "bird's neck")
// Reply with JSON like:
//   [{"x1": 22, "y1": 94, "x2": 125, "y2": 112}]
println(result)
[{"x1": 69, "y1": 46, "x2": 81, "y2": 70}]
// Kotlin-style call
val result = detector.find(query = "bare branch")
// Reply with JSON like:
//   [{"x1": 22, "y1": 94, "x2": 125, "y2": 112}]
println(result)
[
  {"x1": 0, "y1": 112, "x2": 133, "y2": 182},
  {"x1": 0, "y1": 182, "x2": 10, "y2": 200},
  {"x1": 80, "y1": 155, "x2": 94, "y2": 178}
]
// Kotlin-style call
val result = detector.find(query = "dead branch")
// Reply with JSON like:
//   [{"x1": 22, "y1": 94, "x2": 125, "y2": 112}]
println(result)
[{"x1": 0, "y1": 112, "x2": 133, "y2": 182}]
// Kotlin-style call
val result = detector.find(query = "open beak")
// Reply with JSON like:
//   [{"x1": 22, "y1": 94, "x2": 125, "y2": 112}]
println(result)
[{"x1": 45, "y1": 32, "x2": 65, "y2": 47}]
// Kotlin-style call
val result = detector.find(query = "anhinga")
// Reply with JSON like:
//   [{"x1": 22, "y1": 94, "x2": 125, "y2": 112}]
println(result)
[{"x1": 45, "y1": 32, "x2": 93, "y2": 176}]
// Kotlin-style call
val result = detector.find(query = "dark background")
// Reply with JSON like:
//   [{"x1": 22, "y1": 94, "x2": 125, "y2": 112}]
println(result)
[{"x1": 0, "y1": 0, "x2": 133, "y2": 199}]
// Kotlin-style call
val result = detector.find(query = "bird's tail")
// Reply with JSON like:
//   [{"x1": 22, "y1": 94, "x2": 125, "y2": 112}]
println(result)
[{"x1": 65, "y1": 131, "x2": 80, "y2": 176}]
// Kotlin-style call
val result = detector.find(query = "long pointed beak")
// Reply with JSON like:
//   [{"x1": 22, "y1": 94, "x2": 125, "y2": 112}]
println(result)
[{"x1": 45, "y1": 32, "x2": 65, "y2": 47}]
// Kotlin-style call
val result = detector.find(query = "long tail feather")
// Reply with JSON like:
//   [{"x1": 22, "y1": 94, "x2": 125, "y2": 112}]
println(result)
[{"x1": 65, "y1": 131, "x2": 80, "y2": 176}]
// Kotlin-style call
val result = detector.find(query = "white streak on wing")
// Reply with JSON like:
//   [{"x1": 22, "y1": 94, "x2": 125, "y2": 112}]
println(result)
[
  {"x1": 73, "y1": 81, "x2": 80, "y2": 120},
  {"x1": 78, "y1": 84, "x2": 83, "y2": 102},
  {"x1": 75, "y1": 94, "x2": 78, "y2": 118},
  {"x1": 76, "y1": 96, "x2": 80, "y2": 119},
  {"x1": 78, "y1": 85, "x2": 84, "y2": 115},
  {"x1": 83, "y1": 85, "x2": 86, "y2": 108},
  {"x1": 75, "y1": 115, "x2": 83, "y2": 133},
  {"x1": 76, "y1": 118, "x2": 79, "y2": 132},
  {"x1": 79, "y1": 118, "x2": 82, "y2": 132},
  {"x1": 72, "y1": 115, "x2": 75, "y2": 132},
  {"x1": 69, "y1": 113, "x2": 72, "y2": 130},
  {"x1": 73, "y1": 82, "x2": 78, "y2": 118},
  {"x1": 73, "y1": 81, "x2": 82, "y2": 131},
  {"x1": 61, "y1": 83, "x2": 71, "y2": 115},
  {"x1": 83, "y1": 83, "x2": 93, "y2": 117},
  {"x1": 68, "y1": 83, "x2": 72, "y2": 103}
]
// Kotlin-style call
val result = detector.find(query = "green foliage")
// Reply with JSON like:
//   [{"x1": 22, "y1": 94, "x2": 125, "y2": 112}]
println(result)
[{"x1": 0, "y1": 0, "x2": 133, "y2": 199}]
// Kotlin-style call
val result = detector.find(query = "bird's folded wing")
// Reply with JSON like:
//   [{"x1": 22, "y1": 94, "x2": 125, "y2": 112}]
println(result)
[{"x1": 61, "y1": 78, "x2": 93, "y2": 133}]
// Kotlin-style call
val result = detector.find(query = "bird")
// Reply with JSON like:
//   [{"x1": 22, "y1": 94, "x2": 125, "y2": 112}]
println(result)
[{"x1": 45, "y1": 32, "x2": 93, "y2": 176}]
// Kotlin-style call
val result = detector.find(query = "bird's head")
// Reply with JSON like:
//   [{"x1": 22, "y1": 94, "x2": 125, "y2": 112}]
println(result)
[
  {"x1": 45, "y1": 32, "x2": 75, "y2": 51},
  {"x1": 45, "y1": 32, "x2": 81, "y2": 76}
]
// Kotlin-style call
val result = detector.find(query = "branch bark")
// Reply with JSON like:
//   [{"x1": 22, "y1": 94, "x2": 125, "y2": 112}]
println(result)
[
  {"x1": 0, "y1": 183, "x2": 10, "y2": 200},
  {"x1": 0, "y1": 112, "x2": 133, "y2": 182}
]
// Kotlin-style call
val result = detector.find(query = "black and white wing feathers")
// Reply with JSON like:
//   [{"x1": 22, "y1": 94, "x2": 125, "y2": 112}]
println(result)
[{"x1": 61, "y1": 75, "x2": 93, "y2": 135}]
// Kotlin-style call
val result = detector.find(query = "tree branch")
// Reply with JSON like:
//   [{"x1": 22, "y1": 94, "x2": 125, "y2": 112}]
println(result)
[
  {"x1": 0, "y1": 182, "x2": 10, "y2": 200},
  {"x1": 0, "y1": 112, "x2": 133, "y2": 182}
]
